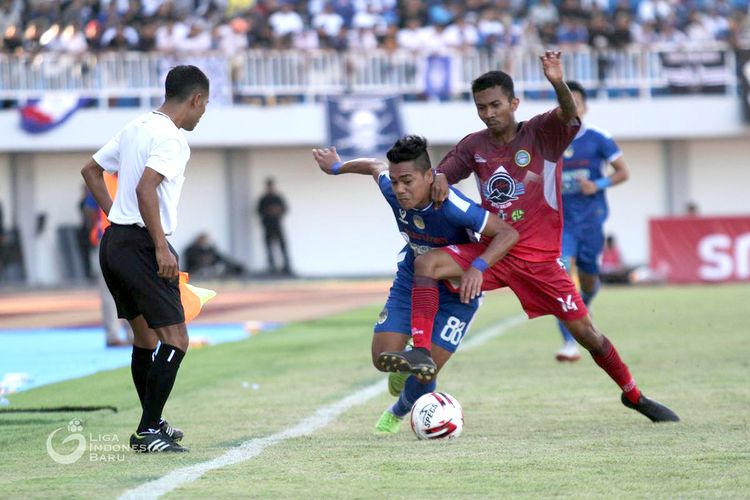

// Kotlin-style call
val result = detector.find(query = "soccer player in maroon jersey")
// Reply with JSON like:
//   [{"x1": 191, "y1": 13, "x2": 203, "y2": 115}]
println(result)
[{"x1": 378, "y1": 51, "x2": 679, "y2": 422}]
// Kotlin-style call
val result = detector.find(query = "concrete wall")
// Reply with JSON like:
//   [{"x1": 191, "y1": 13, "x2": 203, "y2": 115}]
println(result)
[
  {"x1": 1, "y1": 96, "x2": 749, "y2": 284},
  {"x1": 686, "y1": 139, "x2": 750, "y2": 215}
]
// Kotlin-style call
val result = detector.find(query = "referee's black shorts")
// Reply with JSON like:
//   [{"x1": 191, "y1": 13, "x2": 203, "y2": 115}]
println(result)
[{"x1": 99, "y1": 223, "x2": 185, "y2": 329}]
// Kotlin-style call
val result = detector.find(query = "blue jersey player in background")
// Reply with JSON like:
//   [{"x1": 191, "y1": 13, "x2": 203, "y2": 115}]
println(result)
[
  {"x1": 556, "y1": 81, "x2": 630, "y2": 362},
  {"x1": 312, "y1": 135, "x2": 517, "y2": 434}
]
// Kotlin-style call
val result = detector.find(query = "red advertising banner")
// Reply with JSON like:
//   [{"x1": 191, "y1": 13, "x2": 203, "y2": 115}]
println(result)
[{"x1": 650, "y1": 216, "x2": 750, "y2": 283}]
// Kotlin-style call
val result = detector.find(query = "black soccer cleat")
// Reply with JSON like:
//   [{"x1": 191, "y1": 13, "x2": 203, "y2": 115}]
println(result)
[
  {"x1": 130, "y1": 430, "x2": 189, "y2": 453},
  {"x1": 159, "y1": 419, "x2": 184, "y2": 442},
  {"x1": 621, "y1": 393, "x2": 680, "y2": 423},
  {"x1": 377, "y1": 348, "x2": 437, "y2": 383}
]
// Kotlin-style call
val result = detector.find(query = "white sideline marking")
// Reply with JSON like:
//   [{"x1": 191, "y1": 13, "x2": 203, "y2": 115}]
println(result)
[{"x1": 118, "y1": 314, "x2": 526, "y2": 500}]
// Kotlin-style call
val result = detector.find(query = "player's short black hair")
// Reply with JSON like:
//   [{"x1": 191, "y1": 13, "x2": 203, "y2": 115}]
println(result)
[
  {"x1": 566, "y1": 80, "x2": 587, "y2": 102},
  {"x1": 164, "y1": 65, "x2": 209, "y2": 102},
  {"x1": 386, "y1": 135, "x2": 431, "y2": 172},
  {"x1": 471, "y1": 71, "x2": 515, "y2": 100}
]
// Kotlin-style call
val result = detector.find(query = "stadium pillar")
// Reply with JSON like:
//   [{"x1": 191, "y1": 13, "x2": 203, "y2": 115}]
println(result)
[
  {"x1": 224, "y1": 149, "x2": 253, "y2": 270},
  {"x1": 9, "y1": 154, "x2": 39, "y2": 284},
  {"x1": 662, "y1": 140, "x2": 690, "y2": 216}
]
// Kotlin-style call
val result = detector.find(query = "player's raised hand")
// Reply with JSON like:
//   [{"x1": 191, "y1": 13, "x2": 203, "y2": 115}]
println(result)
[
  {"x1": 312, "y1": 147, "x2": 342, "y2": 175},
  {"x1": 540, "y1": 50, "x2": 564, "y2": 85},
  {"x1": 431, "y1": 173, "x2": 450, "y2": 209}
]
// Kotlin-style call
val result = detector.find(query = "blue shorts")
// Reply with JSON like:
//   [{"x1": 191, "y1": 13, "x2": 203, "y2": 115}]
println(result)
[
  {"x1": 374, "y1": 265, "x2": 481, "y2": 353},
  {"x1": 561, "y1": 223, "x2": 605, "y2": 276}
]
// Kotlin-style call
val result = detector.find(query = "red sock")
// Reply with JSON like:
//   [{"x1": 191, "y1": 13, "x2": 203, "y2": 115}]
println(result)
[
  {"x1": 411, "y1": 276, "x2": 439, "y2": 351},
  {"x1": 591, "y1": 336, "x2": 641, "y2": 404}
]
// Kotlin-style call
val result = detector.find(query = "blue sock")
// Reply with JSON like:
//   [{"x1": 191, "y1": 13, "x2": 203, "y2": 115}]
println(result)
[
  {"x1": 390, "y1": 375, "x2": 436, "y2": 417},
  {"x1": 557, "y1": 320, "x2": 576, "y2": 343}
]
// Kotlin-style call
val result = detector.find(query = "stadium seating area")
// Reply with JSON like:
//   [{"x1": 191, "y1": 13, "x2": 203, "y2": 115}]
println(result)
[
  {"x1": 0, "y1": 0, "x2": 747, "y2": 107},
  {"x1": 1, "y1": 0, "x2": 749, "y2": 55}
]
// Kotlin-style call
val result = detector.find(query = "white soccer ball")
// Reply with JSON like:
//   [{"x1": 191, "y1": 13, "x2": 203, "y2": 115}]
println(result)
[{"x1": 410, "y1": 392, "x2": 464, "y2": 440}]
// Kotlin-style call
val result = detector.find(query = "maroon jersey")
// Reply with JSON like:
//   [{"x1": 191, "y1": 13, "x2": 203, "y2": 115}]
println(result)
[{"x1": 437, "y1": 108, "x2": 580, "y2": 262}]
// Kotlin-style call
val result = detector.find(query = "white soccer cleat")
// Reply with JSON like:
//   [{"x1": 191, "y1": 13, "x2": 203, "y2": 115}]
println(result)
[{"x1": 555, "y1": 341, "x2": 581, "y2": 362}]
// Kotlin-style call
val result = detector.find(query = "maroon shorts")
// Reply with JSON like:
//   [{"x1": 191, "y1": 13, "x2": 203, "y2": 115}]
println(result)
[{"x1": 440, "y1": 242, "x2": 588, "y2": 321}]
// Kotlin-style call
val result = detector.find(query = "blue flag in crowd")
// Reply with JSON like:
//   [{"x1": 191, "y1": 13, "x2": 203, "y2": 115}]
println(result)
[{"x1": 326, "y1": 95, "x2": 404, "y2": 158}]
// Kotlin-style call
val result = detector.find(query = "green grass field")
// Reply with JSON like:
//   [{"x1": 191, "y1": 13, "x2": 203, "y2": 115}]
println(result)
[{"x1": 1, "y1": 284, "x2": 748, "y2": 499}]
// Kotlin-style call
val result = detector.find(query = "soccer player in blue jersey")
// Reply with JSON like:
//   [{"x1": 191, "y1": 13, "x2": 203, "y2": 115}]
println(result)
[
  {"x1": 555, "y1": 81, "x2": 630, "y2": 362},
  {"x1": 312, "y1": 136, "x2": 518, "y2": 434}
]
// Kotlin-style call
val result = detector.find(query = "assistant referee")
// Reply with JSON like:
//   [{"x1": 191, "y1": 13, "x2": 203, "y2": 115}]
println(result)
[{"x1": 81, "y1": 65, "x2": 209, "y2": 453}]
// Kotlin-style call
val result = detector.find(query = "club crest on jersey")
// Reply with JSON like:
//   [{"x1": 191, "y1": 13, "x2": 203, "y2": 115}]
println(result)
[
  {"x1": 413, "y1": 215, "x2": 425, "y2": 230},
  {"x1": 514, "y1": 149, "x2": 531, "y2": 167},
  {"x1": 485, "y1": 170, "x2": 525, "y2": 208},
  {"x1": 474, "y1": 153, "x2": 487, "y2": 163},
  {"x1": 563, "y1": 146, "x2": 574, "y2": 159},
  {"x1": 377, "y1": 307, "x2": 388, "y2": 324}
]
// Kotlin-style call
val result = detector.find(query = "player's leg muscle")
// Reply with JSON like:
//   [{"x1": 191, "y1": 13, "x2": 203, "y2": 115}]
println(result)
[
  {"x1": 560, "y1": 314, "x2": 606, "y2": 354},
  {"x1": 155, "y1": 323, "x2": 189, "y2": 352}
]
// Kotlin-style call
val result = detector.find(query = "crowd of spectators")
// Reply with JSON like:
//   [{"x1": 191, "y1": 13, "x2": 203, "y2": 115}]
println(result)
[{"x1": 1, "y1": 0, "x2": 749, "y2": 57}]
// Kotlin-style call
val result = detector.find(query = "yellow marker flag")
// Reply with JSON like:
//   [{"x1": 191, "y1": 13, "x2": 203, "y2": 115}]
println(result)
[{"x1": 179, "y1": 272, "x2": 217, "y2": 323}]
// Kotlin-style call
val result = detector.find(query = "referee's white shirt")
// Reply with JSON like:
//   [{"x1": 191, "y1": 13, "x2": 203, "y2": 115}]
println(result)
[{"x1": 93, "y1": 111, "x2": 190, "y2": 235}]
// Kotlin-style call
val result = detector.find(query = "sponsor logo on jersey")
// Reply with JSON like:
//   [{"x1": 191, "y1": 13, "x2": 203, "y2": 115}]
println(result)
[
  {"x1": 511, "y1": 209, "x2": 525, "y2": 221},
  {"x1": 413, "y1": 215, "x2": 425, "y2": 230},
  {"x1": 377, "y1": 307, "x2": 388, "y2": 324},
  {"x1": 514, "y1": 149, "x2": 531, "y2": 167},
  {"x1": 474, "y1": 153, "x2": 487, "y2": 163},
  {"x1": 485, "y1": 169, "x2": 525, "y2": 208},
  {"x1": 398, "y1": 208, "x2": 408, "y2": 224}
]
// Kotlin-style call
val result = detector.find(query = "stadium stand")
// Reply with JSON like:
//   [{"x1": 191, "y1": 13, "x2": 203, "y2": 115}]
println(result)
[{"x1": 1, "y1": 0, "x2": 748, "y2": 107}]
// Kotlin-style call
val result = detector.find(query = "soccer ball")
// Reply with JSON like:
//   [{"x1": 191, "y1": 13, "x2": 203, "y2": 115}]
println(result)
[{"x1": 410, "y1": 392, "x2": 464, "y2": 440}]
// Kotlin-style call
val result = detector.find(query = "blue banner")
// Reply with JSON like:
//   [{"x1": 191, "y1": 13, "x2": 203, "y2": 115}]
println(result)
[
  {"x1": 326, "y1": 95, "x2": 404, "y2": 158},
  {"x1": 425, "y1": 55, "x2": 451, "y2": 100}
]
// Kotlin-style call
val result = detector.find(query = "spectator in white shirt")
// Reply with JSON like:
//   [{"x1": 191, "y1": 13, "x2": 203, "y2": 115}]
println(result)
[
  {"x1": 179, "y1": 21, "x2": 212, "y2": 53},
  {"x1": 313, "y1": 3, "x2": 345, "y2": 37},
  {"x1": 347, "y1": 26, "x2": 378, "y2": 50},
  {"x1": 58, "y1": 23, "x2": 89, "y2": 53},
  {"x1": 268, "y1": 2, "x2": 304, "y2": 38},
  {"x1": 155, "y1": 18, "x2": 189, "y2": 52},
  {"x1": 443, "y1": 15, "x2": 480, "y2": 50},
  {"x1": 396, "y1": 17, "x2": 423, "y2": 51}
]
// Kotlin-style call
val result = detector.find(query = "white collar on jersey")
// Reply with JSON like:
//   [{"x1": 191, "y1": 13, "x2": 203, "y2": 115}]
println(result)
[
  {"x1": 152, "y1": 110, "x2": 177, "y2": 127},
  {"x1": 574, "y1": 122, "x2": 588, "y2": 140},
  {"x1": 411, "y1": 202, "x2": 434, "y2": 212}
]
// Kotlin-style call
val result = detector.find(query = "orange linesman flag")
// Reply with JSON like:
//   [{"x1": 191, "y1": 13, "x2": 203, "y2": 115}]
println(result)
[{"x1": 179, "y1": 272, "x2": 217, "y2": 322}]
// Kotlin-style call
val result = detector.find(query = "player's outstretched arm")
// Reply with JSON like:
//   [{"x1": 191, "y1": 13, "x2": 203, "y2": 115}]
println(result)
[
  {"x1": 540, "y1": 50, "x2": 577, "y2": 123},
  {"x1": 312, "y1": 147, "x2": 386, "y2": 181},
  {"x1": 459, "y1": 216, "x2": 519, "y2": 304},
  {"x1": 81, "y1": 158, "x2": 113, "y2": 215}
]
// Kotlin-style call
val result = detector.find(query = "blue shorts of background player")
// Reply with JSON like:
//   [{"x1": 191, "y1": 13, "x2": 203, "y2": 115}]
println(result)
[
  {"x1": 373, "y1": 257, "x2": 480, "y2": 424},
  {"x1": 561, "y1": 223, "x2": 605, "y2": 277}
]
